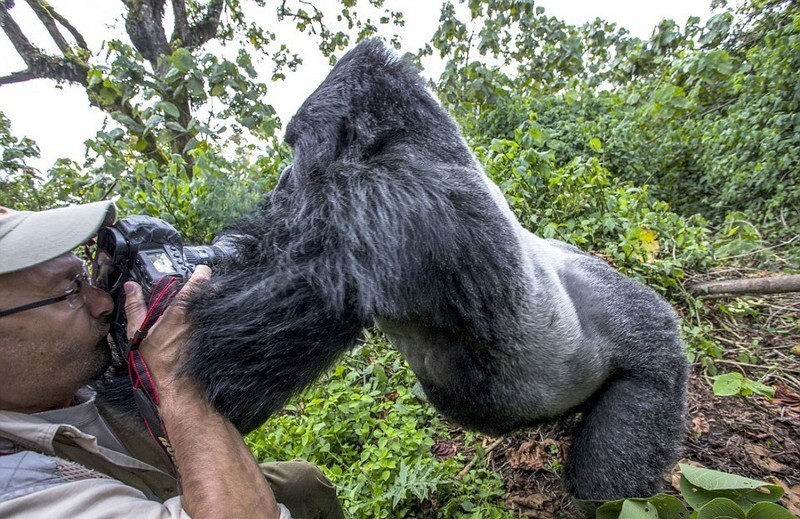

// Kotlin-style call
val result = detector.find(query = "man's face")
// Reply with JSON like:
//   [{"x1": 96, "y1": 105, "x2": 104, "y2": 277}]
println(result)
[{"x1": 0, "y1": 253, "x2": 114, "y2": 413}]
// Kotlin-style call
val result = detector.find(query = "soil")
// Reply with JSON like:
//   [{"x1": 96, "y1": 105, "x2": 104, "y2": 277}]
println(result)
[{"x1": 431, "y1": 292, "x2": 800, "y2": 517}]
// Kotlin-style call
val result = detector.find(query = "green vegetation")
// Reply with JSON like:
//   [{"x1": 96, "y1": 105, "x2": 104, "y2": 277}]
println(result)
[
  {"x1": 246, "y1": 333, "x2": 515, "y2": 517},
  {"x1": 2, "y1": 0, "x2": 798, "y2": 516},
  {"x1": 432, "y1": 0, "x2": 800, "y2": 253},
  {"x1": 593, "y1": 464, "x2": 793, "y2": 519}
]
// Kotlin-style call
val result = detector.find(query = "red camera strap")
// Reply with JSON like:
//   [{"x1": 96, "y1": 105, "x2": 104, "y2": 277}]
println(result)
[
  {"x1": 128, "y1": 275, "x2": 181, "y2": 352},
  {"x1": 126, "y1": 275, "x2": 181, "y2": 468}
]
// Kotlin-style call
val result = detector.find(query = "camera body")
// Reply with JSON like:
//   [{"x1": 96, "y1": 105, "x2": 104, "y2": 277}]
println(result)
[{"x1": 93, "y1": 215, "x2": 225, "y2": 350}]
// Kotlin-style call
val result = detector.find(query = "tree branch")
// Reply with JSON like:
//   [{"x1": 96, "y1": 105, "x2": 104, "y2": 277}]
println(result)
[
  {"x1": 278, "y1": 0, "x2": 327, "y2": 37},
  {"x1": 24, "y1": 0, "x2": 70, "y2": 54},
  {"x1": 187, "y1": 0, "x2": 224, "y2": 48},
  {"x1": 0, "y1": 1, "x2": 87, "y2": 84},
  {"x1": 122, "y1": 0, "x2": 170, "y2": 69},
  {"x1": 0, "y1": 69, "x2": 38, "y2": 85},
  {"x1": 170, "y1": 0, "x2": 224, "y2": 49},
  {"x1": 37, "y1": 0, "x2": 88, "y2": 51},
  {"x1": 0, "y1": 1, "x2": 41, "y2": 67},
  {"x1": 171, "y1": 0, "x2": 190, "y2": 43},
  {"x1": 0, "y1": 0, "x2": 170, "y2": 168}
]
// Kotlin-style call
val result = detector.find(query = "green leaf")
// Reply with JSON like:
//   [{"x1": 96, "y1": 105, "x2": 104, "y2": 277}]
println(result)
[
  {"x1": 746, "y1": 502, "x2": 796, "y2": 519},
  {"x1": 182, "y1": 137, "x2": 198, "y2": 154},
  {"x1": 87, "y1": 69, "x2": 103, "y2": 88},
  {"x1": 166, "y1": 122, "x2": 186, "y2": 133},
  {"x1": 172, "y1": 48, "x2": 195, "y2": 72},
  {"x1": 110, "y1": 112, "x2": 141, "y2": 131},
  {"x1": 742, "y1": 379, "x2": 775, "y2": 398},
  {"x1": 649, "y1": 495, "x2": 692, "y2": 518},
  {"x1": 679, "y1": 465, "x2": 783, "y2": 510},
  {"x1": 619, "y1": 500, "x2": 659, "y2": 519},
  {"x1": 98, "y1": 87, "x2": 118, "y2": 105},
  {"x1": 187, "y1": 76, "x2": 205, "y2": 96},
  {"x1": 713, "y1": 373, "x2": 744, "y2": 397},
  {"x1": 144, "y1": 114, "x2": 163, "y2": 132},
  {"x1": 589, "y1": 137, "x2": 603, "y2": 153},
  {"x1": 682, "y1": 463, "x2": 770, "y2": 489},
  {"x1": 597, "y1": 495, "x2": 689, "y2": 519},
  {"x1": 696, "y1": 498, "x2": 746, "y2": 519},
  {"x1": 597, "y1": 500, "x2": 658, "y2": 519},
  {"x1": 211, "y1": 83, "x2": 225, "y2": 96},
  {"x1": 159, "y1": 101, "x2": 181, "y2": 119},
  {"x1": 132, "y1": 137, "x2": 149, "y2": 152}
]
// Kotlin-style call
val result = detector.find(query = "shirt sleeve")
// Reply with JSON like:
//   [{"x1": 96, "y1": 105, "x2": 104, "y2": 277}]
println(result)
[
  {"x1": 0, "y1": 478, "x2": 190, "y2": 518},
  {"x1": 0, "y1": 477, "x2": 293, "y2": 518}
]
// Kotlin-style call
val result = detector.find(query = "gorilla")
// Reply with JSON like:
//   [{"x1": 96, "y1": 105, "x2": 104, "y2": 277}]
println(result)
[{"x1": 176, "y1": 39, "x2": 687, "y2": 502}]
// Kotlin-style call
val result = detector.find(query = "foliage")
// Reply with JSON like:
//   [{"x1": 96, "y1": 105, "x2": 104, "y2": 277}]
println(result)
[
  {"x1": 3, "y1": 0, "x2": 799, "y2": 515},
  {"x1": 711, "y1": 371, "x2": 775, "y2": 398},
  {"x1": 680, "y1": 320, "x2": 724, "y2": 370},
  {"x1": 0, "y1": 0, "x2": 407, "y2": 241},
  {"x1": 246, "y1": 332, "x2": 514, "y2": 518},
  {"x1": 430, "y1": 0, "x2": 800, "y2": 258},
  {"x1": 617, "y1": 0, "x2": 800, "y2": 245},
  {"x1": 0, "y1": 113, "x2": 98, "y2": 210},
  {"x1": 592, "y1": 464, "x2": 793, "y2": 519},
  {"x1": 711, "y1": 212, "x2": 764, "y2": 260},
  {"x1": 474, "y1": 118, "x2": 713, "y2": 292},
  {"x1": 0, "y1": 112, "x2": 41, "y2": 208}
]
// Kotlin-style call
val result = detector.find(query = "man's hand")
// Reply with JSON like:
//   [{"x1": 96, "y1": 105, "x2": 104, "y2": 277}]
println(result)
[
  {"x1": 121, "y1": 266, "x2": 281, "y2": 519},
  {"x1": 123, "y1": 266, "x2": 210, "y2": 398}
]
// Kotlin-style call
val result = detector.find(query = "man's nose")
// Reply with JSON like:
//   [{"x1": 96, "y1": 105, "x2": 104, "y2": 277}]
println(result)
[{"x1": 84, "y1": 284, "x2": 114, "y2": 319}]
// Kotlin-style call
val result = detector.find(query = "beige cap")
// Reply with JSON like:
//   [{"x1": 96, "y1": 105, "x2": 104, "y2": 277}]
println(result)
[{"x1": 0, "y1": 201, "x2": 117, "y2": 275}]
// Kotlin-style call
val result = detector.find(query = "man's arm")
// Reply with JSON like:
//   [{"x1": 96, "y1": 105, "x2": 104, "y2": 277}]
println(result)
[{"x1": 124, "y1": 266, "x2": 281, "y2": 519}]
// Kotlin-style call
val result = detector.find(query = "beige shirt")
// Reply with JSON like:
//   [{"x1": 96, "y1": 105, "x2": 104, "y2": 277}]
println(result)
[
  {"x1": 0, "y1": 389, "x2": 290, "y2": 518},
  {"x1": 0, "y1": 389, "x2": 190, "y2": 518}
]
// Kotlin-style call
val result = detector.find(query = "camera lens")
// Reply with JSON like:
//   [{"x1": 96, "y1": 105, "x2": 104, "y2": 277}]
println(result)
[{"x1": 184, "y1": 245, "x2": 218, "y2": 267}]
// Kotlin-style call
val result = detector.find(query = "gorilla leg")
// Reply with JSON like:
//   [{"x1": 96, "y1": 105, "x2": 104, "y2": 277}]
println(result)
[{"x1": 564, "y1": 368, "x2": 687, "y2": 500}]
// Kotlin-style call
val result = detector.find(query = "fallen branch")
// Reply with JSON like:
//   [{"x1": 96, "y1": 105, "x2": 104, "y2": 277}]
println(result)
[
  {"x1": 455, "y1": 437, "x2": 505, "y2": 481},
  {"x1": 714, "y1": 359, "x2": 800, "y2": 375},
  {"x1": 691, "y1": 275, "x2": 800, "y2": 298}
]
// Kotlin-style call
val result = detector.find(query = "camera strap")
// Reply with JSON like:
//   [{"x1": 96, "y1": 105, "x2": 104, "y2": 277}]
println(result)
[{"x1": 125, "y1": 275, "x2": 182, "y2": 469}]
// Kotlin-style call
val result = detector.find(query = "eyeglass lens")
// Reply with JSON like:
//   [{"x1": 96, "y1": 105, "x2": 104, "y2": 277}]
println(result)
[{"x1": 65, "y1": 265, "x2": 91, "y2": 309}]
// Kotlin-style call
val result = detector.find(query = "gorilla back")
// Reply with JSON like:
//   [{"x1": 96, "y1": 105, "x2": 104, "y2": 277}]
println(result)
[{"x1": 183, "y1": 39, "x2": 688, "y2": 501}]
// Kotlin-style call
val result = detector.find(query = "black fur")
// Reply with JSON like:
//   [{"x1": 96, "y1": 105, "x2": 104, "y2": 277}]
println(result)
[{"x1": 176, "y1": 39, "x2": 685, "y2": 501}]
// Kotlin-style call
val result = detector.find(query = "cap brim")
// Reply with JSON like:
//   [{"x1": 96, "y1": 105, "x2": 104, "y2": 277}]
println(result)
[{"x1": 0, "y1": 201, "x2": 116, "y2": 275}]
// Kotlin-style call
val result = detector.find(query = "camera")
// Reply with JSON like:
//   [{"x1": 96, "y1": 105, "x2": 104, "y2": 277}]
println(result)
[{"x1": 92, "y1": 215, "x2": 231, "y2": 350}]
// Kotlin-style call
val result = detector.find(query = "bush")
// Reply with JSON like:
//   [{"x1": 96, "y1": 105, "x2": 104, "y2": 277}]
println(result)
[{"x1": 475, "y1": 119, "x2": 714, "y2": 293}]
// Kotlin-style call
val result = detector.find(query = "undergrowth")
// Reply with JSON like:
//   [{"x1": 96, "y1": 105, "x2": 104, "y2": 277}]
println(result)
[{"x1": 245, "y1": 331, "x2": 515, "y2": 518}]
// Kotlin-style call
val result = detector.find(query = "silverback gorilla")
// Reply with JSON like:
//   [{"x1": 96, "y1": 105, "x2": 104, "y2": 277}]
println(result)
[{"x1": 176, "y1": 40, "x2": 686, "y2": 501}]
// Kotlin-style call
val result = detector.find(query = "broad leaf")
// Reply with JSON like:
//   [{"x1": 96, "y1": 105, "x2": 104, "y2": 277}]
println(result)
[
  {"x1": 680, "y1": 465, "x2": 783, "y2": 510},
  {"x1": 746, "y1": 502, "x2": 797, "y2": 519},
  {"x1": 597, "y1": 495, "x2": 689, "y2": 519},
  {"x1": 696, "y1": 498, "x2": 746, "y2": 519}
]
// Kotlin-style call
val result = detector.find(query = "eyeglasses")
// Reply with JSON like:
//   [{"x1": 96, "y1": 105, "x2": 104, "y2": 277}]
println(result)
[{"x1": 0, "y1": 265, "x2": 92, "y2": 318}]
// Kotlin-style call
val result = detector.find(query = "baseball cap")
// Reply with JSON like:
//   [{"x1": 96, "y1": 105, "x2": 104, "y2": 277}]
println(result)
[{"x1": 0, "y1": 201, "x2": 117, "y2": 275}]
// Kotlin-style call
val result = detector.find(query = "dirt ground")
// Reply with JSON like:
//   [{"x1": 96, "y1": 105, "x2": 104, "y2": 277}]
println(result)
[{"x1": 434, "y1": 291, "x2": 800, "y2": 517}]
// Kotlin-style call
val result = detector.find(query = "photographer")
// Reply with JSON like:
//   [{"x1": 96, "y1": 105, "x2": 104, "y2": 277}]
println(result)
[{"x1": 0, "y1": 201, "x2": 344, "y2": 518}]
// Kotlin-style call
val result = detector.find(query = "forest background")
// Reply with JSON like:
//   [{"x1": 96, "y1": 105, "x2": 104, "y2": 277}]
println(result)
[{"x1": 1, "y1": 0, "x2": 798, "y2": 517}]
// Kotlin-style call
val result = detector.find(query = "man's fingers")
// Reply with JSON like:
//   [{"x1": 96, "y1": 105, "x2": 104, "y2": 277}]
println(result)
[
  {"x1": 124, "y1": 281, "x2": 147, "y2": 337},
  {"x1": 190, "y1": 264, "x2": 211, "y2": 283},
  {"x1": 176, "y1": 265, "x2": 211, "y2": 302},
  {"x1": 122, "y1": 267, "x2": 210, "y2": 339}
]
